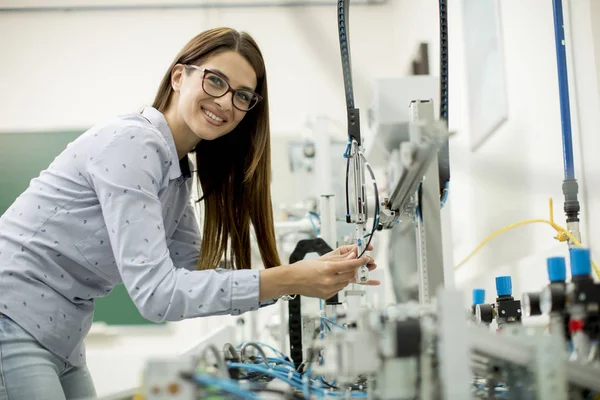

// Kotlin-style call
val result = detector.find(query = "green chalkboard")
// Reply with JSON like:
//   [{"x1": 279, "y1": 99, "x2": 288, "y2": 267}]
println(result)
[{"x1": 0, "y1": 131, "x2": 158, "y2": 326}]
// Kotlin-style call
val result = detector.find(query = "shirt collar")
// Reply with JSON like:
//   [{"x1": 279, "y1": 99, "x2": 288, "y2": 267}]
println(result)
[{"x1": 141, "y1": 107, "x2": 191, "y2": 181}]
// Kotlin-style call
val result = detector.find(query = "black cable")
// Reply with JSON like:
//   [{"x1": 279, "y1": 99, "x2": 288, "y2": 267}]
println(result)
[
  {"x1": 357, "y1": 154, "x2": 379, "y2": 259},
  {"x1": 320, "y1": 378, "x2": 368, "y2": 392},
  {"x1": 345, "y1": 154, "x2": 351, "y2": 223},
  {"x1": 344, "y1": 151, "x2": 379, "y2": 259},
  {"x1": 240, "y1": 371, "x2": 275, "y2": 382}
]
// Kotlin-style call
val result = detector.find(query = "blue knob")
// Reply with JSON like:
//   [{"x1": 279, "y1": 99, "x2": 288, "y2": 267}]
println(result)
[
  {"x1": 570, "y1": 248, "x2": 591, "y2": 277},
  {"x1": 495, "y1": 276, "x2": 512, "y2": 297},
  {"x1": 547, "y1": 257, "x2": 567, "y2": 282},
  {"x1": 472, "y1": 289, "x2": 486, "y2": 305}
]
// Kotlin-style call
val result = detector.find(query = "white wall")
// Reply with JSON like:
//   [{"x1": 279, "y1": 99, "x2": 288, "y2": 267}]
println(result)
[
  {"x1": 3, "y1": 0, "x2": 600, "y2": 396},
  {"x1": 0, "y1": 1, "x2": 408, "y2": 135}
]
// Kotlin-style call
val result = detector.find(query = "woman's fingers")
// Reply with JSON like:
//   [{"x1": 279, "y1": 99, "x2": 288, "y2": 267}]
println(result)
[
  {"x1": 329, "y1": 256, "x2": 374, "y2": 275},
  {"x1": 360, "y1": 279, "x2": 381, "y2": 286},
  {"x1": 322, "y1": 244, "x2": 375, "y2": 263},
  {"x1": 324, "y1": 251, "x2": 356, "y2": 261},
  {"x1": 348, "y1": 278, "x2": 381, "y2": 286},
  {"x1": 333, "y1": 270, "x2": 356, "y2": 283},
  {"x1": 333, "y1": 243, "x2": 374, "y2": 256}
]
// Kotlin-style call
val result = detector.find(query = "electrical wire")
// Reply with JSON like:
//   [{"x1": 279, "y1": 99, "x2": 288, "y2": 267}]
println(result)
[
  {"x1": 344, "y1": 145, "x2": 379, "y2": 259},
  {"x1": 345, "y1": 143, "x2": 352, "y2": 224},
  {"x1": 227, "y1": 362, "x2": 368, "y2": 398},
  {"x1": 239, "y1": 371, "x2": 275, "y2": 382},
  {"x1": 245, "y1": 355, "x2": 295, "y2": 369},
  {"x1": 307, "y1": 212, "x2": 320, "y2": 236},
  {"x1": 184, "y1": 370, "x2": 306, "y2": 399},
  {"x1": 454, "y1": 198, "x2": 600, "y2": 279},
  {"x1": 232, "y1": 341, "x2": 369, "y2": 397},
  {"x1": 440, "y1": 181, "x2": 450, "y2": 209},
  {"x1": 321, "y1": 317, "x2": 347, "y2": 331},
  {"x1": 240, "y1": 342, "x2": 270, "y2": 366},
  {"x1": 191, "y1": 341, "x2": 369, "y2": 398},
  {"x1": 308, "y1": 211, "x2": 321, "y2": 221},
  {"x1": 303, "y1": 327, "x2": 323, "y2": 398},
  {"x1": 223, "y1": 342, "x2": 242, "y2": 363},
  {"x1": 198, "y1": 343, "x2": 229, "y2": 378},
  {"x1": 229, "y1": 362, "x2": 310, "y2": 391},
  {"x1": 249, "y1": 341, "x2": 293, "y2": 362},
  {"x1": 357, "y1": 153, "x2": 380, "y2": 259}
]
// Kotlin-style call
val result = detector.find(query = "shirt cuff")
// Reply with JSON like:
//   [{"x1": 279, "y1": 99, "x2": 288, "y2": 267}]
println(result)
[{"x1": 230, "y1": 269, "x2": 261, "y2": 315}]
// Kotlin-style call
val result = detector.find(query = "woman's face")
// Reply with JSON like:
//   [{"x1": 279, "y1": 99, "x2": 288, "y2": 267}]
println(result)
[{"x1": 172, "y1": 50, "x2": 258, "y2": 141}]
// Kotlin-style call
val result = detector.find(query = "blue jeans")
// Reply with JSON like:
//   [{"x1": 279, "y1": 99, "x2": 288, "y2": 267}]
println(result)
[{"x1": 0, "y1": 314, "x2": 96, "y2": 400}]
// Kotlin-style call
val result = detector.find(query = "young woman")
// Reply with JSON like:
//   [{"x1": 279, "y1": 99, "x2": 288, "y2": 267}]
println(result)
[{"x1": 0, "y1": 27, "x2": 378, "y2": 398}]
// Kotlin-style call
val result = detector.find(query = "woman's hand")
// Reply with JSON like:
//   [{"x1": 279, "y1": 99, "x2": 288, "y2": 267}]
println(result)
[
  {"x1": 259, "y1": 245, "x2": 380, "y2": 302},
  {"x1": 291, "y1": 246, "x2": 380, "y2": 299},
  {"x1": 320, "y1": 244, "x2": 377, "y2": 275}
]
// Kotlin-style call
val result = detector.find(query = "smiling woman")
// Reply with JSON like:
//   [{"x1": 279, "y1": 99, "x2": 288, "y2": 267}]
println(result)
[
  {"x1": 0, "y1": 27, "x2": 377, "y2": 400},
  {"x1": 152, "y1": 28, "x2": 279, "y2": 275}
]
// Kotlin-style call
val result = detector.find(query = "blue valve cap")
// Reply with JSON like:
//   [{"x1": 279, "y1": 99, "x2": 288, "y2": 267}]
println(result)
[
  {"x1": 546, "y1": 257, "x2": 567, "y2": 282},
  {"x1": 495, "y1": 276, "x2": 512, "y2": 297},
  {"x1": 570, "y1": 248, "x2": 591, "y2": 277},
  {"x1": 472, "y1": 289, "x2": 486, "y2": 305}
]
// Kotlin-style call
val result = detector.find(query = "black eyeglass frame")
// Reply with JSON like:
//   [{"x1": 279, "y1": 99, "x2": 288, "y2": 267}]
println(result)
[{"x1": 184, "y1": 64, "x2": 262, "y2": 112}]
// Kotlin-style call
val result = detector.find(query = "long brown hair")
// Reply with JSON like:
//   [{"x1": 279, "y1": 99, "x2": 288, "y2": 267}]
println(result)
[{"x1": 153, "y1": 27, "x2": 281, "y2": 271}]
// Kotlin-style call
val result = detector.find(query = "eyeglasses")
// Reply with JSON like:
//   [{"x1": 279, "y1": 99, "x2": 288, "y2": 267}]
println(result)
[{"x1": 184, "y1": 64, "x2": 262, "y2": 112}]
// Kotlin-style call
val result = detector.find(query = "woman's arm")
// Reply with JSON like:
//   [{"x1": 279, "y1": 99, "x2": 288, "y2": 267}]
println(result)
[
  {"x1": 167, "y1": 200, "x2": 201, "y2": 271},
  {"x1": 87, "y1": 125, "x2": 264, "y2": 321}
]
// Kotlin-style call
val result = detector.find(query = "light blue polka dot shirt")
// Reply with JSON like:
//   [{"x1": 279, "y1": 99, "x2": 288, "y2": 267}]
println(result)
[{"x1": 0, "y1": 107, "x2": 268, "y2": 366}]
